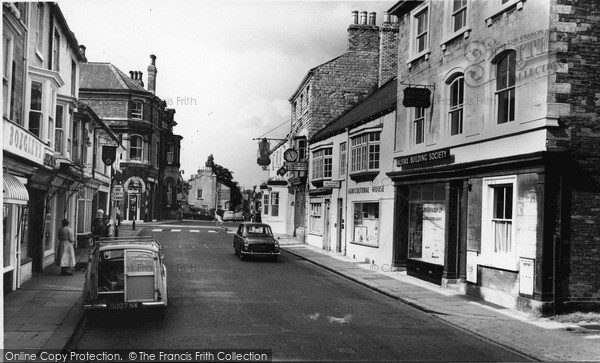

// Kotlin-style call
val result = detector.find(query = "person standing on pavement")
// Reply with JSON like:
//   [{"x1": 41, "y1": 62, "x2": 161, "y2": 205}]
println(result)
[
  {"x1": 215, "y1": 211, "x2": 226, "y2": 231},
  {"x1": 92, "y1": 209, "x2": 106, "y2": 242},
  {"x1": 57, "y1": 219, "x2": 76, "y2": 276}
]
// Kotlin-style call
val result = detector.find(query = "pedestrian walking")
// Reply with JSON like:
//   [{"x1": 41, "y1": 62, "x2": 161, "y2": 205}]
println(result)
[
  {"x1": 56, "y1": 219, "x2": 76, "y2": 276},
  {"x1": 215, "y1": 212, "x2": 226, "y2": 231}
]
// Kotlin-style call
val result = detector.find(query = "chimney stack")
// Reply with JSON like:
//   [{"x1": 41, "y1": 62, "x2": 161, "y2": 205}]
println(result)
[
  {"x1": 147, "y1": 54, "x2": 157, "y2": 94},
  {"x1": 78, "y1": 45, "x2": 87, "y2": 62},
  {"x1": 131, "y1": 71, "x2": 144, "y2": 87},
  {"x1": 378, "y1": 11, "x2": 399, "y2": 87},
  {"x1": 348, "y1": 10, "x2": 380, "y2": 53}
]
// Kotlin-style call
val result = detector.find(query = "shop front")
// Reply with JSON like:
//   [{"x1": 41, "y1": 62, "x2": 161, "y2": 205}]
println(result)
[{"x1": 3, "y1": 174, "x2": 30, "y2": 293}]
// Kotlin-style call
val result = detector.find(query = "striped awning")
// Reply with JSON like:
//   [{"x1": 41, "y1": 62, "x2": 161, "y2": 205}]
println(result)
[{"x1": 3, "y1": 174, "x2": 29, "y2": 205}]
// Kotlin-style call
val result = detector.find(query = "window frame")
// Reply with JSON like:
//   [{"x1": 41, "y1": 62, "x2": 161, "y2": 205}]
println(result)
[
  {"x1": 308, "y1": 201, "x2": 323, "y2": 236},
  {"x1": 52, "y1": 29, "x2": 60, "y2": 71},
  {"x1": 339, "y1": 142, "x2": 347, "y2": 177},
  {"x1": 35, "y1": 3, "x2": 44, "y2": 56},
  {"x1": 263, "y1": 194, "x2": 269, "y2": 215},
  {"x1": 28, "y1": 81, "x2": 44, "y2": 138},
  {"x1": 166, "y1": 143, "x2": 174, "y2": 164},
  {"x1": 131, "y1": 100, "x2": 143, "y2": 120},
  {"x1": 196, "y1": 189, "x2": 203, "y2": 200},
  {"x1": 351, "y1": 201, "x2": 380, "y2": 246},
  {"x1": 494, "y1": 51, "x2": 516, "y2": 124},
  {"x1": 413, "y1": 107, "x2": 425, "y2": 145},
  {"x1": 129, "y1": 135, "x2": 144, "y2": 162},
  {"x1": 54, "y1": 104, "x2": 64, "y2": 154},
  {"x1": 481, "y1": 175, "x2": 518, "y2": 270},
  {"x1": 447, "y1": 74, "x2": 464, "y2": 136},
  {"x1": 270, "y1": 192, "x2": 279, "y2": 217},
  {"x1": 408, "y1": 2, "x2": 431, "y2": 64},
  {"x1": 350, "y1": 132, "x2": 380, "y2": 174},
  {"x1": 3, "y1": 34, "x2": 14, "y2": 119},
  {"x1": 312, "y1": 147, "x2": 333, "y2": 180}
]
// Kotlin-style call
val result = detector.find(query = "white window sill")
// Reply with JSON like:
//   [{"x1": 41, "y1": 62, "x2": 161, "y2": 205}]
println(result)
[
  {"x1": 35, "y1": 49, "x2": 44, "y2": 62},
  {"x1": 407, "y1": 50, "x2": 431, "y2": 68},
  {"x1": 441, "y1": 28, "x2": 472, "y2": 51}
]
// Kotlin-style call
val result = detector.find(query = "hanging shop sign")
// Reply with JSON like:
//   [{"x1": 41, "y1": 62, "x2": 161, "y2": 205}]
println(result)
[
  {"x1": 102, "y1": 146, "x2": 117, "y2": 166},
  {"x1": 395, "y1": 148, "x2": 452, "y2": 169},
  {"x1": 402, "y1": 87, "x2": 431, "y2": 108},
  {"x1": 277, "y1": 166, "x2": 288, "y2": 177},
  {"x1": 257, "y1": 138, "x2": 271, "y2": 166}
]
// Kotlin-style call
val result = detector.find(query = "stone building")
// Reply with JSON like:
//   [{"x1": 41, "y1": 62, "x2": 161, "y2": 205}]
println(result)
[
  {"x1": 388, "y1": 0, "x2": 600, "y2": 314},
  {"x1": 79, "y1": 54, "x2": 183, "y2": 222}
]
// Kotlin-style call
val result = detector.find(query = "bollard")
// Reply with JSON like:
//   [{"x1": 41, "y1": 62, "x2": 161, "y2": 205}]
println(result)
[
  {"x1": 114, "y1": 225, "x2": 119, "y2": 237},
  {"x1": 132, "y1": 220, "x2": 136, "y2": 230}
]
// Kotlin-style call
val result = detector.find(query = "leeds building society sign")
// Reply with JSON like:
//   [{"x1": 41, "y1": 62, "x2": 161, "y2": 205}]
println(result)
[{"x1": 395, "y1": 148, "x2": 453, "y2": 169}]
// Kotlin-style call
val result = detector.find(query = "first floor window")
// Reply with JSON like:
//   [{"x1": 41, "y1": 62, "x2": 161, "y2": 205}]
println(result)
[
  {"x1": 309, "y1": 202, "x2": 322, "y2": 235},
  {"x1": 29, "y1": 81, "x2": 43, "y2": 137},
  {"x1": 452, "y1": 0, "x2": 467, "y2": 32},
  {"x1": 496, "y1": 51, "x2": 516, "y2": 124},
  {"x1": 448, "y1": 75, "x2": 464, "y2": 135},
  {"x1": 339, "y1": 142, "x2": 347, "y2": 177},
  {"x1": 167, "y1": 143, "x2": 174, "y2": 164},
  {"x1": 197, "y1": 190, "x2": 203, "y2": 199},
  {"x1": 312, "y1": 148, "x2": 332, "y2": 180},
  {"x1": 55, "y1": 105, "x2": 64, "y2": 154},
  {"x1": 131, "y1": 100, "x2": 143, "y2": 119},
  {"x1": 270, "y1": 192, "x2": 279, "y2": 217},
  {"x1": 414, "y1": 108, "x2": 425, "y2": 144},
  {"x1": 3, "y1": 34, "x2": 13, "y2": 118},
  {"x1": 130, "y1": 135, "x2": 143, "y2": 161},
  {"x1": 350, "y1": 132, "x2": 380, "y2": 173},
  {"x1": 352, "y1": 202, "x2": 380, "y2": 246}
]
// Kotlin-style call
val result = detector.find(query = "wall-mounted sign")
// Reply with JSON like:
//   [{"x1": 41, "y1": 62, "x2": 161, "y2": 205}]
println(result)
[
  {"x1": 112, "y1": 185, "x2": 124, "y2": 202},
  {"x1": 402, "y1": 87, "x2": 431, "y2": 108},
  {"x1": 3, "y1": 119, "x2": 45, "y2": 166},
  {"x1": 466, "y1": 251, "x2": 478, "y2": 283},
  {"x1": 323, "y1": 181, "x2": 340, "y2": 189},
  {"x1": 102, "y1": 146, "x2": 117, "y2": 166},
  {"x1": 519, "y1": 258, "x2": 535, "y2": 296},
  {"x1": 395, "y1": 148, "x2": 452, "y2": 169},
  {"x1": 285, "y1": 162, "x2": 308, "y2": 171},
  {"x1": 277, "y1": 166, "x2": 288, "y2": 177}
]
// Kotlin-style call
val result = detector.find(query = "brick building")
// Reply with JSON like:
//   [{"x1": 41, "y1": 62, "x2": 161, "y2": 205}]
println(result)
[
  {"x1": 387, "y1": 0, "x2": 600, "y2": 314},
  {"x1": 79, "y1": 55, "x2": 183, "y2": 222}
]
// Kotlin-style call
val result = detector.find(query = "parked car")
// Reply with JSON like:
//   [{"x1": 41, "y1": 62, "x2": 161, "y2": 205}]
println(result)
[
  {"x1": 232, "y1": 222, "x2": 280, "y2": 261},
  {"x1": 82, "y1": 236, "x2": 167, "y2": 319},
  {"x1": 223, "y1": 211, "x2": 244, "y2": 221}
]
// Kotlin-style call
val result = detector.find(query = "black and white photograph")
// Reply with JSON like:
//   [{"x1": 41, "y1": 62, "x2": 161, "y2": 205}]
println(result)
[{"x1": 2, "y1": 0, "x2": 600, "y2": 361}]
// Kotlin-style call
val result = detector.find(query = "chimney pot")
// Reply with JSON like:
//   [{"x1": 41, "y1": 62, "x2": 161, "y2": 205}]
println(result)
[
  {"x1": 383, "y1": 11, "x2": 390, "y2": 23},
  {"x1": 351, "y1": 10, "x2": 359, "y2": 24},
  {"x1": 150, "y1": 54, "x2": 156, "y2": 65},
  {"x1": 368, "y1": 12, "x2": 376, "y2": 25},
  {"x1": 130, "y1": 71, "x2": 135, "y2": 79},
  {"x1": 148, "y1": 54, "x2": 157, "y2": 94},
  {"x1": 78, "y1": 45, "x2": 86, "y2": 59},
  {"x1": 360, "y1": 11, "x2": 367, "y2": 25}
]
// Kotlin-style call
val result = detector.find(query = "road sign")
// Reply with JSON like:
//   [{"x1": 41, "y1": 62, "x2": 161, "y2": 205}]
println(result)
[
  {"x1": 285, "y1": 162, "x2": 308, "y2": 171},
  {"x1": 112, "y1": 185, "x2": 124, "y2": 202}
]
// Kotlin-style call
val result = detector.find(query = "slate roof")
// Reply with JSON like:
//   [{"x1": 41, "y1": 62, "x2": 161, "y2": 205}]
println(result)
[
  {"x1": 80, "y1": 62, "x2": 147, "y2": 92},
  {"x1": 310, "y1": 78, "x2": 397, "y2": 143}
]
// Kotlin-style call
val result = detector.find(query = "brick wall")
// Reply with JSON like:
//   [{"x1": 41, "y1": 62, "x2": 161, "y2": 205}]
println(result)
[
  {"x1": 551, "y1": 0, "x2": 600, "y2": 307},
  {"x1": 379, "y1": 19, "x2": 399, "y2": 87}
]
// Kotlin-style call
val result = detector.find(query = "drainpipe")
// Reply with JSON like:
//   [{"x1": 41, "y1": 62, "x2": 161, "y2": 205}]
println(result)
[{"x1": 343, "y1": 127, "x2": 350, "y2": 256}]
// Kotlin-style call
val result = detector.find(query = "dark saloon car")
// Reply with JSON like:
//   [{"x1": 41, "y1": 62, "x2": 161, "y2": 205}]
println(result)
[{"x1": 232, "y1": 223, "x2": 280, "y2": 261}]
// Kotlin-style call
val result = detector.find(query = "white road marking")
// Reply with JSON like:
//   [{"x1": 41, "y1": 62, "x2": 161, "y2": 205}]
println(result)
[
  {"x1": 171, "y1": 229, "x2": 182, "y2": 232},
  {"x1": 190, "y1": 230, "x2": 200, "y2": 233},
  {"x1": 208, "y1": 230, "x2": 217, "y2": 233},
  {"x1": 152, "y1": 229, "x2": 163, "y2": 232}
]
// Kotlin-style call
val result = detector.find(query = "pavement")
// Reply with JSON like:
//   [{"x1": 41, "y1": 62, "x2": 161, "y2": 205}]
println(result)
[{"x1": 4, "y1": 221, "x2": 600, "y2": 362}]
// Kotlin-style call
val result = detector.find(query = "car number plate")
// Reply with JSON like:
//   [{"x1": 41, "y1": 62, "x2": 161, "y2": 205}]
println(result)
[{"x1": 108, "y1": 302, "x2": 139, "y2": 309}]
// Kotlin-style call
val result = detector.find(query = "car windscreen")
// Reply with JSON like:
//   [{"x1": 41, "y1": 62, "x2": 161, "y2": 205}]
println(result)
[{"x1": 246, "y1": 225, "x2": 273, "y2": 236}]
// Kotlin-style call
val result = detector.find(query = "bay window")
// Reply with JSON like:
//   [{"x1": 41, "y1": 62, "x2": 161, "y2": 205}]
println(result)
[
  {"x1": 350, "y1": 132, "x2": 380, "y2": 174},
  {"x1": 129, "y1": 135, "x2": 143, "y2": 161},
  {"x1": 29, "y1": 81, "x2": 43, "y2": 137},
  {"x1": 312, "y1": 148, "x2": 332, "y2": 180}
]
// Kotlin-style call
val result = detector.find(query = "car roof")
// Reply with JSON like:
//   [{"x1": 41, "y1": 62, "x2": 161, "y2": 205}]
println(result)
[{"x1": 97, "y1": 239, "x2": 160, "y2": 252}]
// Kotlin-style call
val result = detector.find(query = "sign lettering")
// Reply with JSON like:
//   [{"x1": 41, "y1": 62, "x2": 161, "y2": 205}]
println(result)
[{"x1": 395, "y1": 148, "x2": 452, "y2": 169}]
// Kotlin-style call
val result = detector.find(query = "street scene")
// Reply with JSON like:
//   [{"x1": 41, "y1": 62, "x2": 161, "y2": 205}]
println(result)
[{"x1": 3, "y1": 0, "x2": 600, "y2": 362}]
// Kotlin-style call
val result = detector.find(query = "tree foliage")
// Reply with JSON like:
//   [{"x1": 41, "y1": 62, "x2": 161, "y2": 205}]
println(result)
[{"x1": 205, "y1": 154, "x2": 242, "y2": 208}]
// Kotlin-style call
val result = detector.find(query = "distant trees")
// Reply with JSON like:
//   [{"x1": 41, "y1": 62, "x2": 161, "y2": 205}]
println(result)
[{"x1": 205, "y1": 154, "x2": 242, "y2": 209}]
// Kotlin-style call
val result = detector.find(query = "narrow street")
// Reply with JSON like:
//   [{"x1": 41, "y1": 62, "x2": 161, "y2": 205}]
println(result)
[{"x1": 67, "y1": 222, "x2": 530, "y2": 362}]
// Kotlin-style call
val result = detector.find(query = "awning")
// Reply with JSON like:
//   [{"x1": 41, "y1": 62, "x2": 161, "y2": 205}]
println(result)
[{"x1": 3, "y1": 174, "x2": 29, "y2": 205}]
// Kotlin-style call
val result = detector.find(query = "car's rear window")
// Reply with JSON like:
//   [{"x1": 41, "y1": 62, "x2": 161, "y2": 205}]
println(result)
[{"x1": 247, "y1": 226, "x2": 272, "y2": 236}]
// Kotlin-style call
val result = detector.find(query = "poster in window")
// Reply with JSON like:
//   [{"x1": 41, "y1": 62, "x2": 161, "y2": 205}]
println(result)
[
  {"x1": 421, "y1": 203, "x2": 445, "y2": 264},
  {"x1": 519, "y1": 258, "x2": 534, "y2": 296}
]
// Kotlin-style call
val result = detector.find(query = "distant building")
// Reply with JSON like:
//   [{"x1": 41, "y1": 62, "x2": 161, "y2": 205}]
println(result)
[{"x1": 187, "y1": 167, "x2": 230, "y2": 213}]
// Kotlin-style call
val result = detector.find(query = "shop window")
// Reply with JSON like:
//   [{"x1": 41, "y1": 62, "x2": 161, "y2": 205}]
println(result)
[
  {"x1": 407, "y1": 183, "x2": 446, "y2": 265},
  {"x1": 352, "y1": 202, "x2": 379, "y2": 246},
  {"x1": 448, "y1": 75, "x2": 464, "y2": 135},
  {"x1": 271, "y1": 192, "x2": 279, "y2": 217},
  {"x1": 312, "y1": 148, "x2": 332, "y2": 180},
  {"x1": 309, "y1": 202, "x2": 322, "y2": 235},
  {"x1": 350, "y1": 133, "x2": 380, "y2": 174},
  {"x1": 495, "y1": 51, "x2": 516, "y2": 124}
]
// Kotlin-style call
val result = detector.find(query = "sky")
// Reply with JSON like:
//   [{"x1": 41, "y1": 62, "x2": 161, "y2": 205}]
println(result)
[{"x1": 59, "y1": 0, "x2": 395, "y2": 189}]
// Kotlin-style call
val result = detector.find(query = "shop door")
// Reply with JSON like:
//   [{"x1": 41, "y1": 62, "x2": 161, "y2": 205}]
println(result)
[
  {"x1": 128, "y1": 194, "x2": 138, "y2": 221},
  {"x1": 336, "y1": 198, "x2": 343, "y2": 253},
  {"x1": 323, "y1": 199, "x2": 331, "y2": 251}
]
